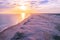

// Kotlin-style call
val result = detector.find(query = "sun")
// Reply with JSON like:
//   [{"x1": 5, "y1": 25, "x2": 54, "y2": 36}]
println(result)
[{"x1": 20, "y1": 5, "x2": 27, "y2": 11}]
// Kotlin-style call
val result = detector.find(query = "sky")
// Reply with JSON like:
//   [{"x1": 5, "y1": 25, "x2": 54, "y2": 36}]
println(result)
[{"x1": 0, "y1": 0, "x2": 60, "y2": 14}]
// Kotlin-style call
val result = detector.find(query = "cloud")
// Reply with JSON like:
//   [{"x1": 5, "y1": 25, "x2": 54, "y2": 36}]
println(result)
[{"x1": 0, "y1": 0, "x2": 60, "y2": 13}]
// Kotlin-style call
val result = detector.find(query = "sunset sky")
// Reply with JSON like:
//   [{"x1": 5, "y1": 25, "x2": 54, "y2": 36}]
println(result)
[{"x1": 0, "y1": 0, "x2": 60, "y2": 14}]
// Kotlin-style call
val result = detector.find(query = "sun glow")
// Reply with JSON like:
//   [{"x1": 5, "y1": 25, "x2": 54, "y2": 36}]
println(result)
[
  {"x1": 18, "y1": 0, "x2": 28, "y2": 11},
  {"x1": 19, "y1": 5, "x2": 27, "y2": 11},
  {"x1": 21, "y1": 12, "x2": 26, "y2": 20}
]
